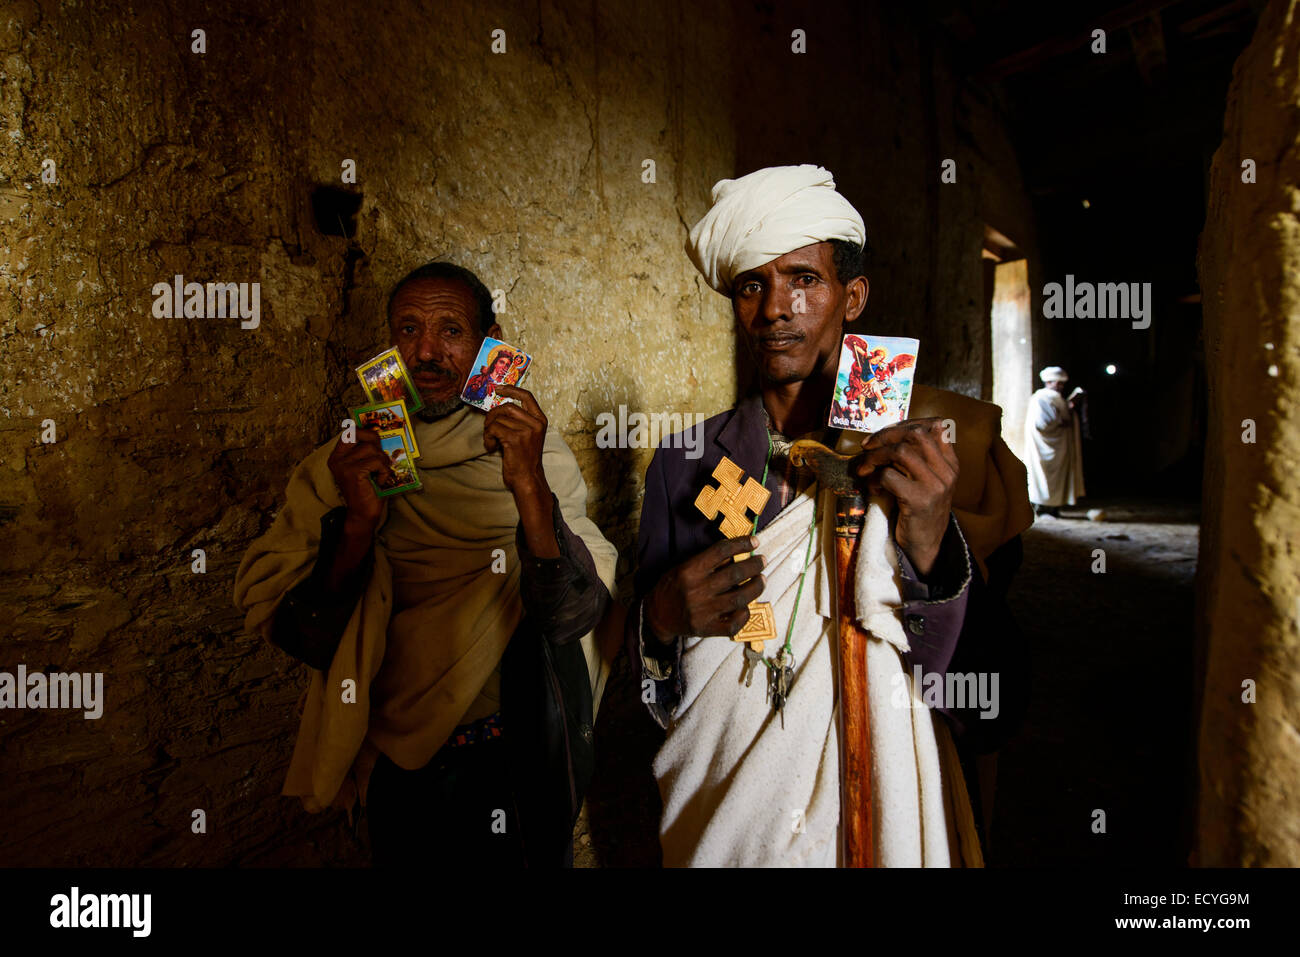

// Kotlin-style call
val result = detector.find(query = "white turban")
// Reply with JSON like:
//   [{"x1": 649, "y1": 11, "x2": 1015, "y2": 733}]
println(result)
[
  {"x1": 686, "y1": 165, "x2": 866, "y2": 294},
  {"x1": 1039, "y1": 366, "x2": 1069, "y2": 384}
]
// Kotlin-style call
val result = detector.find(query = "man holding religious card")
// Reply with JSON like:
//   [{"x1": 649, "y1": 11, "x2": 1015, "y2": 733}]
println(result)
[
  {"x1": 633, "y1": 165, "x2": 1033, "y2": 867},
  {"x1": 235, "y1": 260, "x2": 617, "y2": 868}
]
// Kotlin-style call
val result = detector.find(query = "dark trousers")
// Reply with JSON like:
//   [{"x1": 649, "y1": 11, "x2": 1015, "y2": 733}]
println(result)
[{"x1": 366, "y1": 737, "x2": 525, "y2": 867}]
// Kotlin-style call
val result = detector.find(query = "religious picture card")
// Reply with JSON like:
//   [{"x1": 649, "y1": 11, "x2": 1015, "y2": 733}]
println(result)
[
  {"x1": 828, "y1": 333, "x2": 919, "y2": 434},
  {"x1": 356, "y1": 346, "x2": 424, "y2": 414},
  {"x1": 460, "y1": 336, "x2": 532, "y2": 412},
  {"x1": 371, "y1": 428, "x2": 422, "y2": 497},
  {"x1": 352, "y1": 398, "x2": 420, "y2": 460}
]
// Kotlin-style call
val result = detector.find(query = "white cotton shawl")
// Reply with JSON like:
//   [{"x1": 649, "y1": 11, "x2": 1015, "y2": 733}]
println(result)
[
  {"x1": 653, "y1": 485, "x2": 983, "y2": 867},
  {"x1": 686, "y1": 165, "x2": 867, "y2": 294}
]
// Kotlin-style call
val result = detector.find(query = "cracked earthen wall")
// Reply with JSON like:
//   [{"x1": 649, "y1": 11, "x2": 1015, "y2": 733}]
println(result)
[
  {"x1": 0, "y1": 0, "x2": 1033, "y2": 865},
  {"x1": 1196, "y1": 0, "x2": 1300, "y2": 867}
]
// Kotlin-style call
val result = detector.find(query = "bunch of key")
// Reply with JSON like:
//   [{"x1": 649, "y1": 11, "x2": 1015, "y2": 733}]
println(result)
[{"x1": 767, "y1": 649, "x2": 796, "y2": 728}]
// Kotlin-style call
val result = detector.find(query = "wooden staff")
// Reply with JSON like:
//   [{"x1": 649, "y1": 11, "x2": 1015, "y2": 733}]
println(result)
[{"x1": 790, "y1": 440, "x2": 873, "y2": 867}]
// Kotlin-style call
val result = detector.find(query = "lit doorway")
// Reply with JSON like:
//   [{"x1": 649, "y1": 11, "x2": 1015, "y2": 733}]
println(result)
[{"x1": 986, "y1": 232, "x2": 1032, "y2": 459}]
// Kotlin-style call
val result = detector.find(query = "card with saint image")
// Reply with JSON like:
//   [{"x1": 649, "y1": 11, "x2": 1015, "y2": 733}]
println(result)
[
  {"x1": 828, "y1": 334, "x2": 919, "y2": 434},
  {"x1": 371, "y1": 428, "x2": 422, "y2": 498},
  {"x1": 459, "y1": 337, "x2": 532, "y2": 412},
  {"x1": 356, "y1": 346, "x2": 424, "y2": 413},
  {"x1": 352, "y1": 398, "x2": 420, "y2": 460}
]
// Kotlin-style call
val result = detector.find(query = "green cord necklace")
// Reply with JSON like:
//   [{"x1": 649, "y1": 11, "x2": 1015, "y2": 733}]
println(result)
[{"x1": 750, "y1": 426, "x2": 821, "y2": 724}]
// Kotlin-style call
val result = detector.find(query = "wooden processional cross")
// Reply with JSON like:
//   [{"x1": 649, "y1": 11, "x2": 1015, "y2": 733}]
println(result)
[{"x1": 694, "y1": 457, "x2": 776, "y2": 651}]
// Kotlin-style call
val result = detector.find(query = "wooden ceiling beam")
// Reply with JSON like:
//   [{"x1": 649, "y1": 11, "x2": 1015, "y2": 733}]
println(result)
[{"x1": 971, "y1": 0, "x2": 1185, "y2": 80}]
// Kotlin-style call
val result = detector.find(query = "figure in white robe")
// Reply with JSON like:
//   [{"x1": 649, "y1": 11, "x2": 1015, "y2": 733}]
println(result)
[{"x1": 1023, "y1": 366, "x2": 1085, "y2": 508}]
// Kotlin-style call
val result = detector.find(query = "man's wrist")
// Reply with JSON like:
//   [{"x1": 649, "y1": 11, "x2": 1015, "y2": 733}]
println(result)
[
  {"x1": 642, "y1": 595, "x2": 676, "y2": 647},
  {"x1": 511, "y1": 470, "x2": 552, "y2": 513},
  {"x1": 644, "y1": 625, "x2": 678, "y2": 658},
  {"x1": 342, "y1": 513, "x2": 379, "y2": 542},
  {"x1": 324, "y1": 512, "x2": 378, "y2": 592},
  {"x1": 514, "y1": 475, "x2": 560, "y2": 559},
  {"x1": 898, "y1": 515, "x2": 969, "y2": 599},
  {"x1": 902, "y1": 540, "x2": 941, "y2": 580}
]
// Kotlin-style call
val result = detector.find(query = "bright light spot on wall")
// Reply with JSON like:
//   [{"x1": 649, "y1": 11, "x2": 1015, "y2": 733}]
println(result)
[{"x1": 1104, "y1": 364, "x2": 1117, "y2": 375}]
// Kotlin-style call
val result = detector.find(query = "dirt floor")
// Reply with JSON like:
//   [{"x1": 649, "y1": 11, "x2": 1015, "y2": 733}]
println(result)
[{"x1": 987, "y1": 499, "x2": 1201, "y2": 866}]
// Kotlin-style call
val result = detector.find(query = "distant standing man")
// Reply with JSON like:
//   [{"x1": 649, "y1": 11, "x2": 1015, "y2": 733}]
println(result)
[{"x1": 1023, "y1": 366, "x2": 1085, "y2": 517}]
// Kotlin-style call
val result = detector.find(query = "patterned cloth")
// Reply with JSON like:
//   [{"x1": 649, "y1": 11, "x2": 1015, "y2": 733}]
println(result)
[
  {"x1": 763, "y1": 415, "x2": 826, "y2": 516},
  {"x1": 447, "y1": 711, "x2": 504, "y2": 748}
]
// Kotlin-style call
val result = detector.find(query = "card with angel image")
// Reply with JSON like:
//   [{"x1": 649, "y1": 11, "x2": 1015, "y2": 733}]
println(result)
[{"x1": 828, "y1": 334, "x2": 919, "y2": 434}]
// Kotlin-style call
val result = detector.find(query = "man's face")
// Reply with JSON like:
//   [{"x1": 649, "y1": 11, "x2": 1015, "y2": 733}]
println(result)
[
  {"x1": 388, "y1": 278, "x2": 501, "y2": 415},
  {"x1": 731, "y1": 242, "x2": 867, "y2": 387}
]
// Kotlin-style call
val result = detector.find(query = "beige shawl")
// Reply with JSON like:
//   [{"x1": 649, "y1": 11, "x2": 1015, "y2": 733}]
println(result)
[{"x1": 234, "y1": 405, "x2": 617, "y2": 812}]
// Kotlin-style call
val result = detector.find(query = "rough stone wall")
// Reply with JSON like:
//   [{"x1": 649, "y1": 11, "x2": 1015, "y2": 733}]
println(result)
[
  {"x1": 0, "y1": 0, "x2": 736, "y2": 865},
  {"x1": 1196, "y1": 0, "x2": 1300, "y2": 867},
  {"x1": 732, "y1": 1, "x2": 1041, "y2": 401},
  {"x1": 0, "y1": 0, "x2": 1036, "y2": 865}
]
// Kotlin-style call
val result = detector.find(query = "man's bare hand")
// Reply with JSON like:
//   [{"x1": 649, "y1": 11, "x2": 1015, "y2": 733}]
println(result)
[
  {"x1": 853, "y1": 417, "x2": 958, "y2": 577},
  {"x1": 484, "y1": 384, "x2": 560, "y2": 558},
  {"x1": 645, "y1": 535, "x2": 766, "y2": 641},
  {"x1": 483, "y1": 385, "x2": 549, "y2": 495},
  {"x1": 328, "y1": 425, "x2": 392, "y2": 531}
]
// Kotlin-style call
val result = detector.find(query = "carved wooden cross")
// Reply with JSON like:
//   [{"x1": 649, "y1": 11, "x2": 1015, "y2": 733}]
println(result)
[
  {"x1": 695, "y1": 458, "x2": 770, "y2": 538},
  {"x1": 695, "y1": 456, "x2": 776, "y2": 650}
]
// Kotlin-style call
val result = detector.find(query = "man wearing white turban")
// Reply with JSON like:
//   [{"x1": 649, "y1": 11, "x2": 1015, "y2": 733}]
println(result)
[
  {"x1": 630, "y1": 165, "x2": 1033, "y2": 867},
  {"x1": 1023, "y1": 366, "x2": 1086, "y2": 516}
]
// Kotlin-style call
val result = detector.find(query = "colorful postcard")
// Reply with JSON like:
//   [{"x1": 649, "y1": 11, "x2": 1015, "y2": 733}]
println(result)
[
  {"x1": 356, "y1": 346, "x2": 424, "y2": 414},
  {"x1": 352, "y1": 398, "x2": 420, "y2": 459},
  {"x1": 371, "y1": 427, "x2": 422, "y2": 497},
  {"x1": 459, "y1": 337, "x2": 532, "y2": 412},
  {"x1": 828, "y1": 334, "x2": 919, "y2": 434}
]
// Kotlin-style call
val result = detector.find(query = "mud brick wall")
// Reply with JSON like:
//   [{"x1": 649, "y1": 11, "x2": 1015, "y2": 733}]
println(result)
[{"x1": 1195, "y1": 0, "x2": 1300, "y2": 868}]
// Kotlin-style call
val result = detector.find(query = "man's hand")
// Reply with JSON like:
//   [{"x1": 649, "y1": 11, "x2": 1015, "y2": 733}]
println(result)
[
  {"x1": 327, "y1": 425, "x2": 392, "y2": 531},
  {"x1": 644, "y1": 536, "x2": 766, "y2": 642},
  {"x1": 483, "y1": 384, "x2": 549, "y2": 494},
  {"x1": 853, "y1": 417, "x2": 958, "y2": 578},
  {"x1": 485, "y1": 384, "x2": 559, "y2": 558}
]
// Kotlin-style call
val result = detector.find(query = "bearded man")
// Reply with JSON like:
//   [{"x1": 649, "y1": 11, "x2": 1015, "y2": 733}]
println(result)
[
  {"x1": 633, "y1": 166, "x2": 1032, "y2": 867},
  {"x1": 234, "y1": 261, "x2": 616, "y2": 867}
]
